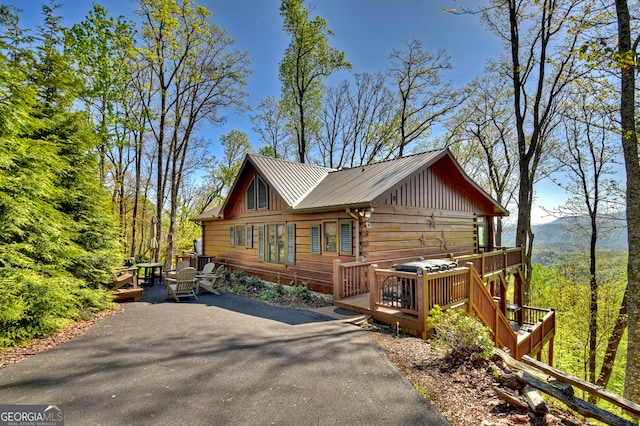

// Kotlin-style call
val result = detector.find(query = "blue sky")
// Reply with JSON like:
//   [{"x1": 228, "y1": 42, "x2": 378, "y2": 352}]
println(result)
[{"x1": 8, "y1": 0, "x2": 565, "y2": 223}]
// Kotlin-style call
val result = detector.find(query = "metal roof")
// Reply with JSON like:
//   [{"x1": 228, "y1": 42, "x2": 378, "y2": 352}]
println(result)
[
  {"x1": 192, "y1": 149, "x2": 507, "y2": 221},
  {"x1": 191, "y1": 205, "x2": 223, "y2": 221},
  {"x1": 248, "y1": 155, "x2": 334, "y2": 206},
  {"x1": 293, "y1": 150, "x2": 446, "y2": 210}
]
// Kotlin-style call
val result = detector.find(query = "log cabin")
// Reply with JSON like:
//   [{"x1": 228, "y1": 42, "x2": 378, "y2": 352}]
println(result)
[{"x1": 193, "y1": 148, "x2": 556, "y2": 362}]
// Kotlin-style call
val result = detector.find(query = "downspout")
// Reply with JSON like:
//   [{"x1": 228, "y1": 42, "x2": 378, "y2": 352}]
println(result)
[{"x1": 346, "y1": 208, "x2": 361, "y2": 262}]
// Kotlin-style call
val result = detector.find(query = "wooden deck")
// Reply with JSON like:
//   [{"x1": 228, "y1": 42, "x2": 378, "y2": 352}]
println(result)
[
  {"x1": 334, "y1": 293, "x2": 371, "y2": 314},
  {"x1": 332, "y1": 250, "x2": 556, "y2": 361}
]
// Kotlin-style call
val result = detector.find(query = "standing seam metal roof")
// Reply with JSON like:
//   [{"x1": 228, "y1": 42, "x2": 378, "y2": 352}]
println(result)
[
  {"x1": 293, "y1": 150, "x2": 445, "y2": 210},
  {"x1": 248, "y1": 154, "x2": 334, "y2": 207}
]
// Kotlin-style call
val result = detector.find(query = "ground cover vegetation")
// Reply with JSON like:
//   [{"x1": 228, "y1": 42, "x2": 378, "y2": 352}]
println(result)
[{"x1": 1, "y1": 0, "x2": 638, "y2": 409}]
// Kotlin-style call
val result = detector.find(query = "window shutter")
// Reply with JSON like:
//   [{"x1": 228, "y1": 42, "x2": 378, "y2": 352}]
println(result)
[
  {"x1": 258, "y1": 225, "x2": 265, "y2": 261},
  {"x1": 286, "y1": 224, "x2": 295, "y2": 264},
  {"x1": 340, "y1": 221, "x2": 353, "y2": 255},
  {"x1": 310, "y1": 224, "x2": 321, "y2": 254}
]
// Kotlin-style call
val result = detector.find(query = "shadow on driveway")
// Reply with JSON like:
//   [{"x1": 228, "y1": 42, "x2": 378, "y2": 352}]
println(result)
[
  {"x1": 141, "y1": 283, "x2": 337, "y2": 326},
  {"x1": 0, "y1": 283, "x2": 449, "y2": 425}
]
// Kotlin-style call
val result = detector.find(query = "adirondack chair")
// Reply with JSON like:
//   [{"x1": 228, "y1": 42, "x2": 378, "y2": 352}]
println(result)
[
  {"x1": 166, "y1": 260, "x2": 190, "y2": 280},
  {"x1": 196, "y1": 264, "x2": 225, "y2": 295},
  {"x1": 165, "y1": 267, "x2": 198, "y2": 302}
]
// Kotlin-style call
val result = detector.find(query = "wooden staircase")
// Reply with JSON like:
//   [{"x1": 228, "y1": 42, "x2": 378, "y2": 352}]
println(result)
[{"x1": 468, "y1": 266, "x2": 555, "y2": 361}]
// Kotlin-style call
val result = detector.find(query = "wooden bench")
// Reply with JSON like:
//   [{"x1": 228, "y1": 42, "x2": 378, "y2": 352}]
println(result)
[{"x1": 113, "y1": 287, "x2": 143, "y2": 302}]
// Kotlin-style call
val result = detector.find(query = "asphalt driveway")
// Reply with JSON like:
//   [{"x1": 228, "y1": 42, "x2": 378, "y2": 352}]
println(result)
[{"x1": 0, "y1": 286, "x2": 448, "y2": 425}]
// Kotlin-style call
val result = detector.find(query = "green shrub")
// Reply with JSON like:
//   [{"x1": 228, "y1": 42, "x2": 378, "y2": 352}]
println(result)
[
  {"x1": 426, "y1": 305, "x2": 494, "y2": 361},
  {"x1": 0, "y1": 269, "x2": 112, "y2": 348},
  {"x1": 260, "y1": 288, "x2": 280, "y2": 301},
  {"x1": 246, "y1": 275, "x2": 265, "y2": 290},
  {"x1": 231, "y1": 269, "x2": 246, "y2": 286},
  {"x1": 290, "y1": 283, "x2": 312, "y2": 300}
]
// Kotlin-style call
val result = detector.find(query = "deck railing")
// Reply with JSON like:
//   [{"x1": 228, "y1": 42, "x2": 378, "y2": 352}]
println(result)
[
  {"x1": 332, "y1": 260, "x2": 371, "y2": 300},
  {"x1": 333, "y1": 247, "x2": 524, "y2": 302},
  {"x1": 454, "y1": 247, "x2": 523, "y2": 277},
  {"x1": 372, "y1": 269, "x2": 421, "y2": 315},
  {"x1": 367, "y1": 260, "x2": 555, "y2": 360}
]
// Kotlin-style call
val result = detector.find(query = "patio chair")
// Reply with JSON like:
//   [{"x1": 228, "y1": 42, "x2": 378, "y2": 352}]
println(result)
[
  {"x1": 166, "y1": 260, "x2": 190, "y2": 280},
  {"x1": 165, "y1": 267, "x2": 198, "y2": 302},
  {"x1": 197, "y1": 264, "x2": 225, "y2": 295}
]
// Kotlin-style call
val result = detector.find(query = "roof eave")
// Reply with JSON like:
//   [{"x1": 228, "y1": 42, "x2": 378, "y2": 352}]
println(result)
[{"x1": 289, "y1": 202, "x2": 374, "y2": 214}]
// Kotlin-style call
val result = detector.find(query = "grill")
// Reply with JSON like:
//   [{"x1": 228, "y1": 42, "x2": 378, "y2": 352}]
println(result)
[{"x1": 392, "y1": 258, "x2": 458, "y2": 274}]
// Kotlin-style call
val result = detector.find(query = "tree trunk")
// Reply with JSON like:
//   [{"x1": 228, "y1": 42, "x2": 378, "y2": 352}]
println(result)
[
  {"x1": 614, "y1": 0, "x2": 640, "y2": 405},
  {"x1": 595, "y1": 289, "x2": 627, "y2": 393},
  {"x1": 515, "y1": 165, "x2": 533, "y2": 304},
  {"x1": 588, "y1": 213, "x2": 598, "y2": 384}
]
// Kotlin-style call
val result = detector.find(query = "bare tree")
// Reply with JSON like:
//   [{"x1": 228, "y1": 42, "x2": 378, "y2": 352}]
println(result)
[
  {"x1": 465, "y1": 0, "x2": 589, "y2": 302},
  {"x1": 316, "y1": 72, "x2": 398, "y2": 168},
  {"x1": 444, "y1": 72, "x2": 519, "y2": 246},
  {"x1": 613, "y1": 0, "x2": 640, "y2": 405},
  {"x1": 251, "y1": 96, "x2": 294, "y2": 160},
  {"x1": 196, "y1": 130, "x2": 251, "y2": 213},
  {"x1": 136, "y1": 0, "x2": 249, "y2": 266},
  {"x1": 552, "y1": 79, "x2": 623, "y2": 386},
  {"x1": 388, "y1": 38, "x2": 463, "y2": 157}
]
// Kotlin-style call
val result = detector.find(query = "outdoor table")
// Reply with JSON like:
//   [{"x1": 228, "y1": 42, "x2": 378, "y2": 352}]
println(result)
[{"x1": 137, "y1": 262, "x2": 163, "y2": 286}]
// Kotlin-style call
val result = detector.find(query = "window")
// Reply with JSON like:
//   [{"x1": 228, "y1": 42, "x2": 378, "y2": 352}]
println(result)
[
  {"x1": 477, "y1": 216, "x2": 488, "y2": 252},
  {"x1": 324, "y1": 222, "x2": 337, "y2": 252},
  {"x1": 246, "y1": 178, "x2": 256, "y2": 210},
  {"x1": 286, "y1": 223, "x2": 295, "y2": 264},
  {"x1": 246, "y1": 174, "x2": 268, "y2": 210},
  {"x1": 310, "y1": 224, "x2": 321, "y2": 254},
  {"x1": 231, "y1": 225, "x2": 245, "y2": 247},
  {"x1": 258, "y1": 225, "x2": 265, "y2": 261},
  {"x1": 257, "y1": 176, "x2": 268, "y2": 209},
  {"x1": 246, "y1": 225, "x2": 253, "y2": 248},
  {"x1": 266, "y1": 224, "x2": 285, "y2": 264},
  {"x1": 339, "y1": 220, "x2": 353, "y2": 255}
]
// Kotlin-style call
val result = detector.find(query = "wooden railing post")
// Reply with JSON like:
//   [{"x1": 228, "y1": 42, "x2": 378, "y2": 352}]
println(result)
[
  {"x1": 368, "y1": 264, "x2": 378, "y2": 314},
  {"x1": 467, "y1": 262, "x2": 474, "y2": 314},
  {"x1": 333, "y1": 258, "x2": 342, "y2": 301},
  {"x1": 420, "y1": 269, "x2": 427, "y2": 339}
]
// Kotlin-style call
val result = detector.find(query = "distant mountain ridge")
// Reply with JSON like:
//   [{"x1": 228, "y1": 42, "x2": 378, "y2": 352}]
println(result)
[{"x1": 501, "y1": 214, "x2": 628, "y2": 252}]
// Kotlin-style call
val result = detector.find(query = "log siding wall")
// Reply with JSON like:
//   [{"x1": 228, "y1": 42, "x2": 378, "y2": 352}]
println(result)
[{"x1": 201, "y1": 161, "x2": 498, "y2": 294}]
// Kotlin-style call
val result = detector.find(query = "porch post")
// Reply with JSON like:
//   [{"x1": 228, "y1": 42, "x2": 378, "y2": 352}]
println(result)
[
  {"x1": 333, "y1": 259, "x2": 342, "y2": 301},
  {"x1": 419, "y1": 269, "x2": 427, "y2": 339},
  {"x1": 368, "y1": 264, "x2": 378, "y2": 315},
  {"x1": 467, "y1": 262, "x2": 474, "y2": 314}
]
